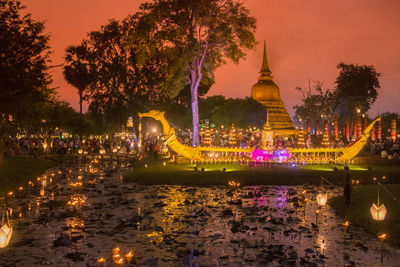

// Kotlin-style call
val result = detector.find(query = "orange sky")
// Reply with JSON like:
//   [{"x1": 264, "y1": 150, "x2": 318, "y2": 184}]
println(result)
[{"x1": 23, "y1": 0, "x2": 400, "y2": 117}]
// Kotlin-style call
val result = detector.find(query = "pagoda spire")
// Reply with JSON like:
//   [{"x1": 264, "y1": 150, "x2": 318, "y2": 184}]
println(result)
[{"x1": 260, "y1": 40, "x2": 272, "y2": 76}]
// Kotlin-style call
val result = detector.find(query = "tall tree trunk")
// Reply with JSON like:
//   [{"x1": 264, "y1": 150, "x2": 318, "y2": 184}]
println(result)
[
  {"x1": 191, "y1": 86, "x2": 199, "y2": 146},
  {"x1": 0, "y1": 138, "x2": 5, "y2": 166},
  {"x1": 79, "y1": 90, "x2": 83, "y2": 115},
  {"x1": 79, "y1": 89, "x2": 83, "y2": 145},
  {"x1": 189, "y1": 44, "x2": 208, "y2": 147}
]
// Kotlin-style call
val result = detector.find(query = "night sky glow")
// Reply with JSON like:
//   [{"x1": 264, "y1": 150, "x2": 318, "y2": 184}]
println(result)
[{"x1": 23, "y1": 0, "x2": 400, "y2": 117}]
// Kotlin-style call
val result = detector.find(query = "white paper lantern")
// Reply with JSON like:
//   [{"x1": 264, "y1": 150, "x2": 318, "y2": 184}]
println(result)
[
  {"x1": 0, "y1": 211, "x2": 13, "y2": 248},
  {"x1": 316, "y1": 193, "x2": 328, "y2": 206},
  {"x1": 370, "y1": 203, "x2": 387, "y2": 221}
]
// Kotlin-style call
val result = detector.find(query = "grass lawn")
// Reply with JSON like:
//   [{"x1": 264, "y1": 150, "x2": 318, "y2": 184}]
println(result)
[
  {"x1": 0, "y1": 157, "x2": 57, "y2": 196},
  {"x1": 125, "y1": 158, "x2": 400, "y2": 186},
  {"x1": 329, "y1": 184, "x2": 400, "y2": 247}
]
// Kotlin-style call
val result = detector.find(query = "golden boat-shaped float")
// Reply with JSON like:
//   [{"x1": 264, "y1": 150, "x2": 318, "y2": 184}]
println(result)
[{"x1": 139, "y1": 110, "x2": 380, "y2": 162}]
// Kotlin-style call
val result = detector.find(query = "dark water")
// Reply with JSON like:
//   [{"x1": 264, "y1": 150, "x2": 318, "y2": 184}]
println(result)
[{"x1": 1, "y1": 159, "x2": 399, "y2": 266}]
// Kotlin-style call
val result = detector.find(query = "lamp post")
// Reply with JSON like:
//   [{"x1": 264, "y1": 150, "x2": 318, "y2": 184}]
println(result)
[
  {"x1": 314, "y1": 209, "x2": 320, "y2": 225},
  {"x1": 343, "y1": 221, "x2": 350, "y2": 243},
  {"x1": 378, "y1": 233, "x2": 387, "y2": 263}
]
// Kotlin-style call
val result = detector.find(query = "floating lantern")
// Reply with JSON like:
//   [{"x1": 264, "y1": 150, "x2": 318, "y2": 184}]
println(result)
[
  {"x1": 125, "y1": 251, "x2": 134, "y2": 263},
  {"x1": 97, "y1": 257, "x2": 106, "y2": 267},
  {"x1": 0, "y1": 209, "x2": 13, "y2": 248},
  {"x1": 112, "y1": 253, "x2": 124, "y2": 264},
  {"x1": 112, "y1": 247, "x2": 120, "y2": 255},
  {"x1": 316, "y1": 193, "x2": 328, "y2": 206},
  {"x1": 378, "y1": 233, "x2": 387, "y2": 241},
  {"x1": 78, "y1": 149, "x2": 83, "y2": 155},
  {"x1": 163, "y1": 162, "x2": 166, "y2": 166},
  {"x1": 370, "y1": 203, "x2": 386, "y2": 221}
]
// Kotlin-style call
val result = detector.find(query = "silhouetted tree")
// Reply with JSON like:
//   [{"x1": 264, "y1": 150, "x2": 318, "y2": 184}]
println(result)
[
  {"x1": 133, "y1": 0, "x2": 257, "y2": 146},
  {"x1": 293, "y1": 80, "x2": 334, "y2": 123},
  {"x1": 65, "y1": 19, "x2": 168, "y2": 134},
  {"x1": 210, "y1": 97, "x2": 266, "y2": 128},
  {"x1": 63, "y1": 45, "x2": 94, "y2": 115},
  {"x1": 0, "y1": 0, "x2": 53, "y2": 161},
  {"x1": 334, "y1": 62, "x2": 380, "y2": 118}
]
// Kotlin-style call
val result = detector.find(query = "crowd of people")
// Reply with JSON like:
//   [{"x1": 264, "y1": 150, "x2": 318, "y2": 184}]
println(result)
[
  {"x1": 4, "y1": 136, "x2": 138, "y2": 157},
  {"x1": 371, "y1": 139, "x2": 400, "y2": 160},
  {"x1": 4, "y1": 132, "x2": 400, "y2": 161}
]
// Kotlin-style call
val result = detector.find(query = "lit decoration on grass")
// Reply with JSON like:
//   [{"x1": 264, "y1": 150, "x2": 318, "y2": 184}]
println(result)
[
  {"x1": 163, "y1": 162, "x2": 166, "y2": 166},
  {"x1": 202, "y1": 120, "x2": 211, "y2": 146},
  {"x1": 297, "y1": 128, "x2": 305, "y2": 148},
  {"x1": 391, "y1": 118, "x2": 396, "y2": 141},
  {"x1": 378, "y1": 118, "x2": 382, "y2": 140},
  {"x1": 78, "y1": 149, "x2": 83, "y2": 155},
  {"x1": 322, "y1": 120, "x2": 330, "y2": 147},
  {"x1": 0, "y1": 209, "x2": 13, "y2": 248},
  {"x1": 251, "y1": 148, "x2": 290, "y2": 163},
  {"x1": 229, "y1": 124, "x2": 237, "y2": 146},
  {"x1": 334, "y1": 114, "x2": 339, "y2": 140},
  {"x1": 345, "y1": 118, "x2": 350, "y2": 141},
  {"x1": 99, "y1": 149, "x2": 105, "y2": 154},
  {"x1": 370, "y1": 203, "x2": 386, "y2": 221},
  {"x1": 370, "y1": 182, "x2": 387, "y2": 221}
]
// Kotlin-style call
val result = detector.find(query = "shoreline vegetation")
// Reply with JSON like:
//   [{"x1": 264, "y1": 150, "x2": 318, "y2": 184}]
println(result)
[
  {"x1": 330, "y1": 185, "x2": 400, "y2": 247},
  {"x1": 0, "y1": 157, "x2": 57, "y2": 195}
]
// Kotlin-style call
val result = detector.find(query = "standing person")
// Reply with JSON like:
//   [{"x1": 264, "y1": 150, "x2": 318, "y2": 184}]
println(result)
[
  {"x1": 344, "y1": 166, "x2": 352, "y2": 206},
  {"x1": 153, "y1": 142, "x2": 159, "y2": 159}
]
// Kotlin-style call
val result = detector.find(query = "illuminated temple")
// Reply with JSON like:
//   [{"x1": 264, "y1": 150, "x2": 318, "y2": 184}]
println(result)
[{"x1": 251, "y1": 41, "x2": 297, "y2": 143}]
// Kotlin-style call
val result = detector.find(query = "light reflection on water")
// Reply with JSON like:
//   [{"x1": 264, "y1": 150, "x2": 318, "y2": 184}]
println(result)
[{"x1": 0, "y1": 159, "x2": 399, "y2": 266}]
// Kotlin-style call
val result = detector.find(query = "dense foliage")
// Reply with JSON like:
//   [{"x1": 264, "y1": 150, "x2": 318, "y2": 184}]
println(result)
[
  {"x1": 164, "y1": 95, "x2": 266, "y2": 130},
  {"x1": 293, "y1": 63, "x2": 381, "y2": 128},
  {"x1": 0, "y1": 0, "x2": 53, "y2": 159},
  {"x1": 132, "y1": 0, "x2": 257, "y2": 145}
]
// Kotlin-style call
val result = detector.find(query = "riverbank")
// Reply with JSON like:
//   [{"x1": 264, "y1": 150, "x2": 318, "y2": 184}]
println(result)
[
  {"x1": 125, "y1": 159, "x2": 400, "y2": 186},
  {"x1": 329, "y1": 184, "x2": 400, "y2": 247},
  {"x1": 0, "y1": 157, "x2": 57, "y2": 195}
]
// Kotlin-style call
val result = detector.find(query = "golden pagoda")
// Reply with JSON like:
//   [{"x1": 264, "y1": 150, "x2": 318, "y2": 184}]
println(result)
[{"x1": 251, "y1": 41, "x2": 297, "y2": 137}]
